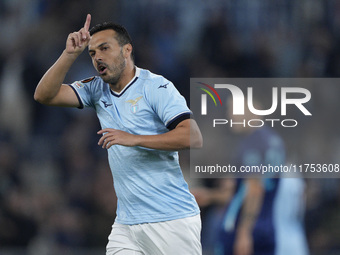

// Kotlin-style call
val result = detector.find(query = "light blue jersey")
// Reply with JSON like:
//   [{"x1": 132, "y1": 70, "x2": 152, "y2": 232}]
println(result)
[
  {"x1": 274, "y1": 178, "x2": 309, "y2": 255},
  {"x1": 69, "y1": 67, "x2": 200, "y2": 225}
]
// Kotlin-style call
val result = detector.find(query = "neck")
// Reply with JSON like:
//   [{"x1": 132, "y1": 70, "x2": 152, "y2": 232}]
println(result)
[{"x1": 109, "y1": 61, "x2": 135, "y2": 93}]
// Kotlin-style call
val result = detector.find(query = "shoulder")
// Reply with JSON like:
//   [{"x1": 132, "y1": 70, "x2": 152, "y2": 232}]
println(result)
[
  {"x1": 71, "y1": 76, "x2": 103, "y2": 90},
  {"x1": 138, "y1": 68, "x2": 172, "y2": 89},
  {"x1": 81, "y1": 76, "x2": 102, "y2": 86},
  {"x1": 261, "y1": 127, "x2": 284, "y2": 148}
]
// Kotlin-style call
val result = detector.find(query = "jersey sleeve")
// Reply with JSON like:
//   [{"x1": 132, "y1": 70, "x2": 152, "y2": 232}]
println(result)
[
  {"x1": 144, "y1": 79, "x2": 192, "y2": 130},
  {"x1": 68, "y1": 77, "x2": 97, "y2": 109}
]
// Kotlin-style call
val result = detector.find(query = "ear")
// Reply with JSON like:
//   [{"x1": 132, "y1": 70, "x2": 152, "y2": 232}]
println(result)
[{"x1": 123, "y1": 44, "x2": 133, "y2": 59}]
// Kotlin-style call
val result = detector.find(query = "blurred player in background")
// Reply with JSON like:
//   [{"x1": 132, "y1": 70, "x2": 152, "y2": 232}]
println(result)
[
  {"x1": 194, "y1": 98, "x2": 285, "y2": 255},
  {"x1": 274, "y1": 177, "x2": 309, "y2": 255},
  {"x1": 34, "y1": 14, "x2": 203, "y2": 255}
]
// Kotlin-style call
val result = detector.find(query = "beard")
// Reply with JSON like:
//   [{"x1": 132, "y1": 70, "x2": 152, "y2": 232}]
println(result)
[{"x1": 101, "y1": 50, "x2": 126, "y2": 85}]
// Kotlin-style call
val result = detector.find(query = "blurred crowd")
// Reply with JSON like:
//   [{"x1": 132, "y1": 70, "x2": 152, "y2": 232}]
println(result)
[{"x1": 1, "y1": 0, "x2": 340, "y2": 254}]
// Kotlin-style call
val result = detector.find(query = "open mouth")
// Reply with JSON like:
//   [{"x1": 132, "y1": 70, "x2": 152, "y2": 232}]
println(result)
[{"x1": 97, "y1": 64, "x2": 107, "y2": 75}]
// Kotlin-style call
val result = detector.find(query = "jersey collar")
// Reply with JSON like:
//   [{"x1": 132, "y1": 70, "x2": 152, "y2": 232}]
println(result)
[{"x1": 110, "y1": 67, "x2": 140, "y2": 98}]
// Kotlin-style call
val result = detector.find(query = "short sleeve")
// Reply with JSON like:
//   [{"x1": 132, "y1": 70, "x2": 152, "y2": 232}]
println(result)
[
  {"x1": 144, "y1": 79, "x2": 191, "y2": 130},
  {"x1": 69, "y1": 77, "x2": 96, "y2": 109}
]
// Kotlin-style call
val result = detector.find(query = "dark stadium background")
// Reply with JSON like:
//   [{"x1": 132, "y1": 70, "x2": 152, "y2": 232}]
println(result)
[{"x1": 0, "y1": 1, "x2": 340, "y2": 254}]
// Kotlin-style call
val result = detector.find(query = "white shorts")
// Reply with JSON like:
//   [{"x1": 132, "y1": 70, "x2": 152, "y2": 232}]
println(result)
[{"x1": 106, "y1": 214, "x2": 202, "y2": 255}]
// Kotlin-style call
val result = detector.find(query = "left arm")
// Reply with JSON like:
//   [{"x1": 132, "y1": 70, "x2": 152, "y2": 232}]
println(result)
[
  {"x1": 234, "y1": 179, "x2": 264, "y2": 255},
  {"x1": 97, "y1": 119, "x2": 203, "y2": 151}
]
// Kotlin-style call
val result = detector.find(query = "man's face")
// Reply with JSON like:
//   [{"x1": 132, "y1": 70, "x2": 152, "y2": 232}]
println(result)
[{"x1": 88, "y1": 29, "x2": 126, "y2": 85}]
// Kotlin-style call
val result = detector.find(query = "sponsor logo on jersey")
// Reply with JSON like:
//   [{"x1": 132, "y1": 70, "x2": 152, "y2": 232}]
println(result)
[
  {"x1": 101, "y1": 100, "x2": 112, "y2": 108},
  {"x1": 158, "y1": 83, "x2": 169, "y2": 89}
]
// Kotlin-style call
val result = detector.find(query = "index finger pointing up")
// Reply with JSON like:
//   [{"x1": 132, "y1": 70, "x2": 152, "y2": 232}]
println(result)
[{"x1": 84, "y1": 14, "x2": 91, "y2": 32}]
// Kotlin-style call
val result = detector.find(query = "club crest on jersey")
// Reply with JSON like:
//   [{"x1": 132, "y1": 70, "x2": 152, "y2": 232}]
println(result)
[{"x1": 126, "y1": 96, "x2": 143, "y2": 114}]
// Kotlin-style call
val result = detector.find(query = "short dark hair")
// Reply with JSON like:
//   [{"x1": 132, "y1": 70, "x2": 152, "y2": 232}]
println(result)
[{"x1": 90, "y1": 22, "x2": 134, "y2": 59}]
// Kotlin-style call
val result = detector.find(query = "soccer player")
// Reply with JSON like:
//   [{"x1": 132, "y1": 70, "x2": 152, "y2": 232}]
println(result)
[
  {"x1": 195, "y1": 126, "x2": 285, "y2": 255},
  {"x1": 193, "y1": 99, "x2": 285, "y2": 255},
  {"x1": 34, "y1": 14, "x2": 203, "y2": 255},
  {"x1": 220, "y1": 100, "x2": 285, "y2": 255},
  {"x1": 274, "y1": 177, "x2": 310, "y2": 255},
  {"x1": 214, "y1": 126, "x2": 285, "y2": 255}
]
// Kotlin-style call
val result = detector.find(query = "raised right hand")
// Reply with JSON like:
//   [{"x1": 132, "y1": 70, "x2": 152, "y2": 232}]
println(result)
[{"x1": 65, "y1": 14, "x2": 91, "y2": 56}]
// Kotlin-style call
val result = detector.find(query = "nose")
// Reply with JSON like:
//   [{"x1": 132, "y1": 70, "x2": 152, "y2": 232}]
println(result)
[
  {"x1": 95, "y1": 54, "x2": 103, "y2": 62},
  {"x1": 91, "y1": 50, "x2": 103, "y2": 61}
]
